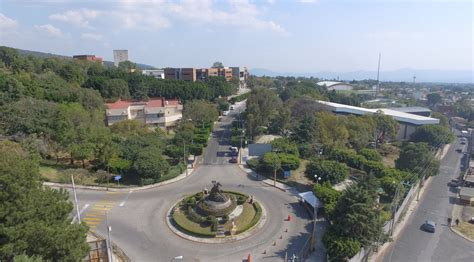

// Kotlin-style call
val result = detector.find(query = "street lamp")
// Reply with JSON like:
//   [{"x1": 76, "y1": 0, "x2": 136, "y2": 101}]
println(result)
[
  {"x1": 170, "y1": 255, "x2": 184, "y2": 261},
  {"x1": 314, "y1": 175, "x2": 322, "y2": 184}
]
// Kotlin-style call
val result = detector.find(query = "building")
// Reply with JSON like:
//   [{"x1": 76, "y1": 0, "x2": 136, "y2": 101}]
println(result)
[
  {"x1": 164, "y1": 67, "x2": 248, "y2": 87},
  {"x1": 113, "y1": 50, "x2": 128, "y2": 67},
  {"x1": 105, "y1": 97, "x2": 183, "y2": 130},
  {"x1": 142, "y1": 69, "x2": 165, "y2": 79},
  {"x1": 389, "y1": 107, "x2": 432, "y2": 117},
  {"x1": 316, "y1": 100, "x2": 440, "y2": 140},
  {"x1": 73, "y1": 55, "x2": 103, "y2": 64},
  {"x1": 317, "y1": 81, "x2": 354, "y2": 92}
]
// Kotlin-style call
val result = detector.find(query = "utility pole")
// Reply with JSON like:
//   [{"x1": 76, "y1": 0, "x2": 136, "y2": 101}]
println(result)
[
  {"x1": 390, "y1": 183, "x2": 401, "y2": 237},
  {"x1": 183, "y1": 141, "x2": 188, "y2": 176},
  {"x1": 273, "y1": 158, "x2": 277, "y2": 187},
  {"x1": 376, "y1": 53, "x2": 381, "y2": 97},
  {"x1": 71, "y1": 175, "x2": 81, "y2": 224},
  {"x1": 105, "y1": 211, "x2": 113, "y2": 262}
]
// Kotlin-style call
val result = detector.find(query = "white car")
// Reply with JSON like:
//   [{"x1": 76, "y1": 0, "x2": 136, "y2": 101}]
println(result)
[{"x1": 222, "y1": 111, "x2": 229, "y2": 116}]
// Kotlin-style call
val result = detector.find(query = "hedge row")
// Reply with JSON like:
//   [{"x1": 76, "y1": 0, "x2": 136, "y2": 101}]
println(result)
[
  {"x1": 172, "y1": 210, "x2": 216, "y2": 238},
  {"x1": 236, "y1": 202, "x2": 262, "y2": 234}
]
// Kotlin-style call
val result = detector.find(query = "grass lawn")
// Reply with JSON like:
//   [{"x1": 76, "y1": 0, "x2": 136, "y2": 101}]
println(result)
[
  {"x1": 234, "y1": 203, "x2": 256, "y2": 231},
  {"x1": 39, "y1": 166, "x2": 64, "y2": 182},
  {"x1": 172, "y1": 209, "x2": 215, "y2": 237},
  {"x1": 457, "y1": 222, "x2": 474, "y2": 241}
]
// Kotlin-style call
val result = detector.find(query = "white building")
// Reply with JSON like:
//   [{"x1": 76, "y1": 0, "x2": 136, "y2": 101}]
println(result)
[
  {"x1": 113, "y1": 50, "x2": 128, "y2": 67},
  {"x1": 105, "y1": 97, "x2": 183, "y2": 130},
  {"x1": 316, "y1": 100, "x2": 440, "y2": 140},
  {"x1": 142, "y1": 69, "x2": 165, "y2": 79},
  {"x1": 317, "y1": 81, "x2": 354, "y2": 92}
]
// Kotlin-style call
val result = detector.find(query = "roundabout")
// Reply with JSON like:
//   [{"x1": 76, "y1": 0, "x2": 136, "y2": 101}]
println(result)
[{"x1": 167, "y1": 181, "x2": 267, "y2": 243}]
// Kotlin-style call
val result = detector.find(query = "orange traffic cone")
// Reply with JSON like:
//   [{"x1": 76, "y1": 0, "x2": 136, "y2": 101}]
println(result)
[
  {"x1": 247, "y1": 254, "x2": 251, "y2": 262},
  {"x1": 287, "y1": 214, "x2": 291, "y2": 221}
]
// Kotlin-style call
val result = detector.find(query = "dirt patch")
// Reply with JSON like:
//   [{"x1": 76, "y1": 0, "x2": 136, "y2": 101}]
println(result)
[
  {"x1": 286, "y1": 159, "x2": 313, "y2": 192},
  {"x1": 379, "y1": 144, "x2": 400, "y2": 168}
]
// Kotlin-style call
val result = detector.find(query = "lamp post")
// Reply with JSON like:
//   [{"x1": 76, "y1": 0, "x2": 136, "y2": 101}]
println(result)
[
  {"x1": 314, "y1": 175, "x2": 322, "y2": 185},
  {"x1": 105, "y1": 211, "x2": 113, "y2": 262},
  {"x1": 183, "y1": 141, "x2": 188, "y2": 177}
]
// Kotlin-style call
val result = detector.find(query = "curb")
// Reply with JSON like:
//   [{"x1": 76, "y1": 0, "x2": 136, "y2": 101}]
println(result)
[
  {"x1": 165, "y1": 197, "x2": 267, "y2": 244},
  {"x1": 237, "y1": 164, "x2": 288, "y2": 193},
  {"x1": 449, "y1": 225, "x2": 474, "y2": 243},
  {"x1": 43, "y1": 160, "x2": 198, "y2": 192}
]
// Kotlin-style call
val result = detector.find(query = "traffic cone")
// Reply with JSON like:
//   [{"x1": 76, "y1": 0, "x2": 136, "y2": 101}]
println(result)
[
  {"x1": 263, "y1": 250, "x2": 266, "y2": 255},
  {"x1": 287, "y1": 214, "x2": 291, "y2": 221},
  {"x1": 247, "y1": 254, "x2": 251, "y2": 262},
  {"x1": 285, "y1": 228, "x2": 288, "y2": 232}
]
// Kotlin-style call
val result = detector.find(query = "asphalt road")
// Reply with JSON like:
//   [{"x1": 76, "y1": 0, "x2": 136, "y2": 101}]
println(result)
[
  {"x1": 382, "y1": 138, "x2": 474, "y2": 262},
  {"x1": 70, "y1": 101, "x2": 313, "y2": 262}
]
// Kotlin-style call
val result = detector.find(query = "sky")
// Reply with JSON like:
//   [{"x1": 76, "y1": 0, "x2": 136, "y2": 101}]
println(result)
[{"x1": 0, "y1": 0, "x2": 472, "y2": 73}]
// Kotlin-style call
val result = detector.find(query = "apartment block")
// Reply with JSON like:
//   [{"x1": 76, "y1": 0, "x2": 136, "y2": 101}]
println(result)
[
  {"x1": 73, "y1": 55, "x2": 103, "y2": 64},
  {"x1": 113, "y1": 50, "x2": 128, "y2": 67},
  {"x1": 105, "y1": 97, "x2": 183, "y2": 130}
]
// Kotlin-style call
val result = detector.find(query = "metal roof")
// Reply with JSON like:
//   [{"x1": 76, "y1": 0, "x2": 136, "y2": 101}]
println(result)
[
  {"x1": 389, "y1": 107, "x2": 432, "y2": 113},
  {"x1": 317, "y1": 81, "x2": 342, "y2": 87},
  {"x1": 317, "y1": 100, "x2": 440, "y2": 125},
  {"x1": 298, "y1": 191, "x2": 322, "y2": 209}
]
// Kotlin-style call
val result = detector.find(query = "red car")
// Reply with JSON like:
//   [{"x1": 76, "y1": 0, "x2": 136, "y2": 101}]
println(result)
[{"x1": 229, "y1": 156, "x2": 238, "y2": 163}]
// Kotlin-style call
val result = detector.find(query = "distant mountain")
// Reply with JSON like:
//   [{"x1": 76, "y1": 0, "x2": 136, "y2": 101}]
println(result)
[
  {"x1": 12, "y1": 47, "x2": 156, "y2": 70},
  {"x1": 250, "y1": 68, "x2": 474, "y2": 84}
]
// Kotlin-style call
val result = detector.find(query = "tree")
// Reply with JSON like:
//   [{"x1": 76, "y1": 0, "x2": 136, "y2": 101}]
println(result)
[
  {"x1": 261, "y1": 152, "x2": 281, "y2": 173},
  {"x1": 359, "y1": 148, "x2": 382, "y2": 162},
  {"x1": 328, "y1": 183, "x2": 384, "y2": 249},
  {"x1": 118, "y1": 60, "x2": 137, "y2": 71},
  {"x1": 410, "y1": 125, "x2": 454, "y2": 147},
  {"x1": 206, "y1": 77, "x2": 236, "y2": 97},
  {"x1": 396, "y1": 142, "x2": 439, "y2": 178},
  {"x1": 245, "y1": 88, "x2": 281, "y2": 138},
  {"x1": 102, "y1": 78, "x2": 130, "y2": 99},
  {"x1": 132, "y1": 147, "x2": 170, "y2": 181},
  {"x1": 372, "y1": 111, "x2": 399, "y2": 143},
  {"x1": 306, "y1": 159, "x2": 349, "y2": 185},
  {"x1": 211, "y1": 61, "x2": 224, "y2": 68},
  {"x1": 183, "y1": 100, "x2": 219, "y2": 128},
  {"x1": 0, "y1": 141, "x2": 89, "y2": 261},
  {"x1": 313, "y1": 182, "x2": 342, "y2": 217},
  {"x1": 110, "y1": 119, "x2": 150, "y2": 138},
  {"x1": 431, "y1": 112, "x2": 449, "y2": 127}
]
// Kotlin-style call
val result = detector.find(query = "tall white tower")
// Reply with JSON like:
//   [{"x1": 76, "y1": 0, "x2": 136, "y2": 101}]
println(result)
[{"x1": 113, "y1": 50, "x2": 128, "y2": 67}]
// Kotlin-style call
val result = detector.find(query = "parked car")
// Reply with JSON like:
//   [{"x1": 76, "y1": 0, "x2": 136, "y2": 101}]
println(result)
[
  {"x1": 230, "y1": 106, "x2": 234, "y2": 110},
  {"x1": 422, "y1": 220, "x2": 436, "y2": 233},
  {"x1": 456, "y1": 148, "x2": 463, "y2": 153},
  {"x1": 229, "y1": 146, "x2": 238, "y2": 152},
  {"x1": 222, "y1": 111, "x2": 229, "y2": 116},
  {"x1": 229, "y1": 156, "x2": 238, "y2": 163}
]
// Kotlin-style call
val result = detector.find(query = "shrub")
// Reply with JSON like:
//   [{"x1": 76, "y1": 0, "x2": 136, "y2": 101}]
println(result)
[
  {"x1": 193, "y1": 134, "x2": 208, "y2": 145},
  {"x1": 246, "y1": 158, "x2": 260, "y2": 170},
  {"x1": 278, "y1": 153, "x2": 300, "y2": 170},
  {"x1": 306, "y1": 159, "x2": 350, "y2": 185},
  {"x1": 189, "y1": 143, "x2": 203, "y2": 155},
  {"x1": 237, "y1": 195, "x2": 246, "y2": 205},
  {"x1": 222, "y1": 215, "x2": 229, "y2": 223},
  {"x1": 362, "y1": 160, "x2": 386, "y2": 178},
  {"x1": 140, "y1": 178, "x2": 155, "y2": 186},
  {"x1": 187, "y1": 206, "x2": 206, "y2": 224},
  {"x1": 359, "y1": 148, "x2": 382, "y2": 162}
]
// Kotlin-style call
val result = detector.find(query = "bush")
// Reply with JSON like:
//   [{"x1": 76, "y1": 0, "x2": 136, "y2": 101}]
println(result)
[
  {"x1": 222, "y1": 215, "x2": 229, "y2": 223},
  {"x1": 193, "y1": 134, "x2": 208, "y2": 145},
  {"x1": 231, "y1": 135, "x2": 245, "y2": 148},
  {"x1": 278, "y1": 153, "x2": 300, "y2": 170},
  {"x1": 140, "y1": 178, "x2": 155, "y2": 186},
  {"x1": 189, "y1": 143, "x2": 203, "y2": 155},
  {"x1": 187, "y1": 206, "x2": 206, "y2": 224},
  {"x1": 359, "y1": 148, "x2": 382, "y2": 162},
  {"x1": 362, "y1": 160, "x2": 386, "y2": 178},
  {"x1": 306, "y1": 159, "x2": 349, "y2": 185},
  {"x1": 237, "y1": 195, "x2": 246, "y2": 205},
  {"x1": 246, "y1": 158, "x2": 260, "y2": 170}
]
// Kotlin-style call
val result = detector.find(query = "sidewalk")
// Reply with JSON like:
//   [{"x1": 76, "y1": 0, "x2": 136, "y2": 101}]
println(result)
[
  {"x1": 44, "y1": 159, "x2": 197, "y2": 192},
  {"x1": 371, "y1": 143, "x2": 451, "y2": 262}
]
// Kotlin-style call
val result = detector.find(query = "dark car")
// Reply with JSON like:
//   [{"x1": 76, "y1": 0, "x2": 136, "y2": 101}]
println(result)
[
  {"x1": 229, "y1": 156, "x2": 238, "y2": 163},
  {"x1": 422, "y1": 220, "x2": 436, "y2": 233},
  {"x1": 456, "y1": 148, "x2": 463, "y2": 153}
]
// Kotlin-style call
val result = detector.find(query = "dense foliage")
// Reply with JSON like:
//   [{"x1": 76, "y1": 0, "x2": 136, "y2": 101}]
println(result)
[
  {"x1": 410, "y1": 125, "x2": 454, "y2": 147},
  {"x1": 0, "y1": 141, "x2": 89, "y2": 261}
]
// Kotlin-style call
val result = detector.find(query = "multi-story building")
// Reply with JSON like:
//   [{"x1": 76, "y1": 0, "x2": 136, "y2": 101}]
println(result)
[
  {"x1": 113, "y1": 50, "x2": 128, "y2": 67},
  {"x1": 105, "y1": 97, "x2": 183, "y2": 130},
  {"x1": 73, "y1": 55, "x2": 103, "y2": 64},
  {"x1": 142, "y1": 69, "x2": 165, "y2": 79},
  {"x1": 164, "y1": 67, "x2": 248, "y2": 87}
]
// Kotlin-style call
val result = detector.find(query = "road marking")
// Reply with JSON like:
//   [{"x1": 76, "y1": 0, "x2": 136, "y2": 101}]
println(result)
[
  {"x1": 72, "y1": 203, "x2": 90, "y2": 223},
  {"x1": 119, "y1": 191, "x2": 133, "y2": 207}
]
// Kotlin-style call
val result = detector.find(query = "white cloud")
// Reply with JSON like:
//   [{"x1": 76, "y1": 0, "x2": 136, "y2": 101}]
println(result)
[
  {"x1": 0, "y1": 13, "x2": 18, "y2": 30},
  {"x1": 81, "y1": 32, "x2": 103, "y2": 41},
  {"x1": 34, "y1": 24, "x2": 64, "y2": 37},
  {"x1": 49, "y1": 9, "x2": 100, "y2": 27}
]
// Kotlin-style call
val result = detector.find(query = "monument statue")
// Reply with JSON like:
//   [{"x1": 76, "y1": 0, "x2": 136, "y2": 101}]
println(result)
[{"x1": 208, "y1": 182, "x2": 228, "y2": 202}]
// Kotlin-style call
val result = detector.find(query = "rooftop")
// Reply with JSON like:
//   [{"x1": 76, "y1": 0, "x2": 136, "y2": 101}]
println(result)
[
  {"x1": 389, "y1": 107, "x2": 432, "y2": 113},
  {"x1": 317, "y1": 81, "x2": 343, "y2": 87},
  {"x1": 106, "y1": 98, "x2": 180, "y2": 109},
  {"x1": 317, "y1": 100, "x2": 440, "y2": 125}
]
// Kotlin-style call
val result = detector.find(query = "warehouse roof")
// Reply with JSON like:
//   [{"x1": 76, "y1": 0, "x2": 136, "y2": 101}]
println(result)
[{"x1": 317, "y1": 100, "x2": 440, "y2": 125}]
